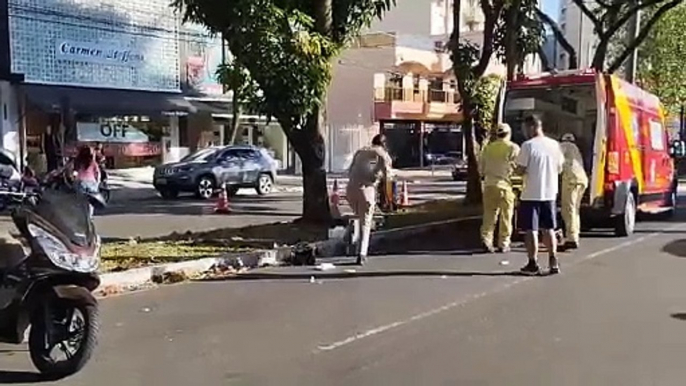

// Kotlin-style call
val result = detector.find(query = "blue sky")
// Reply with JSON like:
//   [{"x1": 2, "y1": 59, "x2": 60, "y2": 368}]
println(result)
[{"x1": 541, "y1": 0, "x2": 560, "y2": 17}]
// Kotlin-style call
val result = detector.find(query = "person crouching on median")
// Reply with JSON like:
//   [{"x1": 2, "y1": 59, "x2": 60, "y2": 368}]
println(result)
[
  {"x1": 346, "y1": 134, "x2": 393, "y2": 265},
  {"x1": 560, "y1": 133, "x2": 588, "y2": 250},
  {"x1": 479, "y1": 123, "x2": 520, "y2": 253}
]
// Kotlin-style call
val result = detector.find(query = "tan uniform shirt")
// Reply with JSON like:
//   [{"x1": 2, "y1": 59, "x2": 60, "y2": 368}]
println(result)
[
  {"x1": 560, "y1": 142, "x2": 588, "y2": 185},
  {"x1": 479, "y1": 139, "x2": 520, "y2": 189},
  {"x1": 348, "y1": 145, "x2": 393, "y2": 187}
]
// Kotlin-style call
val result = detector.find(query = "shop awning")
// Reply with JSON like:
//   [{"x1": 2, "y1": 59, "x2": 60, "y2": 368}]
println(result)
[
  {"x1": 20, "y1": 84, "x2": 197, "y2": 116},
  {"x1": 187, "y1": 99, "x2": 231, "y2": 115}
]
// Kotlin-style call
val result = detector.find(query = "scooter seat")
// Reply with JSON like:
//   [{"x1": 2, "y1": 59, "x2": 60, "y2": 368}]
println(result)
[{"x1": 0, "y1": 237, "x2": 27, "y2": 269}]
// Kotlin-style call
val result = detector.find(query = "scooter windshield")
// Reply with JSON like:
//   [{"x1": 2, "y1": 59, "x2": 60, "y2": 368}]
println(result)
[{"x1": 32, "y1": 189, "x2": 93, "y2": 246}]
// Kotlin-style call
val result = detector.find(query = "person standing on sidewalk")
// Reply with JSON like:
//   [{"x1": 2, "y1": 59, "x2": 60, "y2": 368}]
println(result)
[
  {"x1": 346, "y1": 134, "x2": 393, "y2": 265},
  {"x1": 479, "y1": 123, "x2": 520, "y2": 253},
  {"x1": 559, "y1": 133, "x2": 588, "y2": 250},
  {"x1": 516, "y1": 116, "x2": 564, "y2": 275}
]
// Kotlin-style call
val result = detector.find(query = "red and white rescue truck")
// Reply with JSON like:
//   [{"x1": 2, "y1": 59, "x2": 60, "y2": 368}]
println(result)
[{"x1": 499, "y1": 69, "x2": 685, "y2": 237}]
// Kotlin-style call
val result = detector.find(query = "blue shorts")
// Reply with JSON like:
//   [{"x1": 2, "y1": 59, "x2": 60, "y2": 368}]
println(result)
[{"x1": 518, "y1": 200, "x2": 556, "y2": 231}]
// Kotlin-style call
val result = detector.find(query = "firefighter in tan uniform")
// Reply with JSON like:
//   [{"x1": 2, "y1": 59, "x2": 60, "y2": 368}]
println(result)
[
  {"x1": 560, "y1": 133, "x2": 588, "y2": 249},
  {"x1": 346, "y1": 134, "x2": 393, "y2": 265},
  {"x1": 479, "y1": 123, "x2": 520, "y2": 253}
]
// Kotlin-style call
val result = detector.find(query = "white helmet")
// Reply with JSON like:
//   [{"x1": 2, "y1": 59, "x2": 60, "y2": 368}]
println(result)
[{"x1": 561, "y1": 133, "x2": 576, "y2": 142}]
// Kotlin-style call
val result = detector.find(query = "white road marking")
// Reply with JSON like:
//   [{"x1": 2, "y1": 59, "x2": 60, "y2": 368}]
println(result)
[{"x1": 315, "y1": 222, "x2": 685, "y2": 353}]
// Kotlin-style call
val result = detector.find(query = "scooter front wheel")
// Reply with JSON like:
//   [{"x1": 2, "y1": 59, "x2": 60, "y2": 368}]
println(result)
[{"x1": 29, "y1": 299, "x2": 100, "y2": 378}]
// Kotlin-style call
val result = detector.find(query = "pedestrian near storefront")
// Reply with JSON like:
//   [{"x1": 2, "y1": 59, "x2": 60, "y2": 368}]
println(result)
[
  {"x1": 346, "y1": 134, "x2": 393, "y2": 265},
  {"x1": 73, "y1": 146, "x2": 102, "y2": 217},
  {"x1": 479, "y1": 123, "x2": 520, "y2": 253},
  {"x1": 516, "y1": 115, "x2": 564, "y2": 275},
  {"x1": 560, "y1": 133, "x2": 588, "y2": 250}
]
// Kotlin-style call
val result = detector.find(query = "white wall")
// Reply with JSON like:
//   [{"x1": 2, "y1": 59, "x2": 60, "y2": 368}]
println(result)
[
  {"x1": 0, "y1": 82, "x2": 20, "y2": 158},
  {"x1": 326, "y1": 45, "x2": 396, "y2": 172},
  {"x1": 371, "y1": 0, "x2": 434, "y2": 36},
  {"x1": 368, "y1": 0, "x2": 484, "y2": 37}
]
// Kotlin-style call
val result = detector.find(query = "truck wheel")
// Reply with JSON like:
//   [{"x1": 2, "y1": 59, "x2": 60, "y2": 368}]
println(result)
[{"x1": 614, "y1": 192, "x2": 636, "y2": 237}]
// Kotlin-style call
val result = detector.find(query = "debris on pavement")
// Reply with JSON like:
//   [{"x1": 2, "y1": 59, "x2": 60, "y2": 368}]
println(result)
[
  {"x1": 500, "y1": 260, "x2": 510, "y2": 266},
  {"x1": 315, "y1": 263, "x2": 336, "y2": 271},
  {"x1": 152, "y1": 270, "x2": 190, "y2": 284}
]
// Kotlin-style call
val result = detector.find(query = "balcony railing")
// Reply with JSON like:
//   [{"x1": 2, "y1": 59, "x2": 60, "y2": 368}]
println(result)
[{"x1": 375, "y1": 87, "x2": 459, "y2": 104}]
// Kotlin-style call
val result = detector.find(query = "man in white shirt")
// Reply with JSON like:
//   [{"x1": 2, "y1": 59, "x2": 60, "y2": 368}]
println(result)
[{"x1": 516, "y1": 115, "x2": 565, "y2": 275}]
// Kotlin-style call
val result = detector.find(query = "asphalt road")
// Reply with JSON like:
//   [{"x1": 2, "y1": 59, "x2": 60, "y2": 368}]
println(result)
[
  {"x1": 93, "y1": 176, "x2": 466, "y2": 239},
  {"x1": 2, "y1": 203, "x2": 686, "y2": 384}
]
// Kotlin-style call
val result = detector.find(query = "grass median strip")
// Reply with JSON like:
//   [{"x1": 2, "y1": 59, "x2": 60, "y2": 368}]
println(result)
[
  {"x1": 101, "y1": 241, "x2": 243, "y2": 272},
  {"x1": 100, "y1": 198, "x2": 481, "y2": 273}
]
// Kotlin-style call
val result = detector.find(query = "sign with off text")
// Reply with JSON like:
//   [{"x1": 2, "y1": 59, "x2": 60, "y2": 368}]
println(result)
[{"x1": 76, "y1": 122, "x2": 149, "y2": 143}]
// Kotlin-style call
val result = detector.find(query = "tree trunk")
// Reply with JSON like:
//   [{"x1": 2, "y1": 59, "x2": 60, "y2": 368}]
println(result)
[
  {"x1": 456, "y1": 80, "x2": 483, "y2": 205},
  {"x1": 227, "y1": 102, "x2": 241, "y2": 145},
  {"x1": 592, "y1": 38, "x2": 610, "y2": 71},
  {"x1": 289, "y1": 107, "x2": 332, "y2": 224},
  {"x1": 463, "y1": 110, "x2": 482, "y2": 205},
  {"x1": 504, "y1": 1, "x2": 521, "y2": 81}
]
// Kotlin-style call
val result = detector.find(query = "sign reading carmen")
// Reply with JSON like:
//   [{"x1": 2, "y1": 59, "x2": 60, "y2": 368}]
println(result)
[{"x1": 56, "y1": 40, "x2": 145, "y2": 67}]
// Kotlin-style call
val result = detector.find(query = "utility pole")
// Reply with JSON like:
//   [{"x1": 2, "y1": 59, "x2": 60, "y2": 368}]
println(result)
[{"x1": 626, "y1": 0, "x2": 641, "y2": 83}]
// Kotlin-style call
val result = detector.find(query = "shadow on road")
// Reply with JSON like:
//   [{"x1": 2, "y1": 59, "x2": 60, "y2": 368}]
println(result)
[
  {"x1": 198, "y1": 269, "x2": 527, "y2": 283},
  {"x1": 0, "y1": 370, "x2": 57, "y2": 384},
  {"x1": 661, "y1": 239, "x2": 686, "y2": 258},
  {"x1": 670, "y1": 313, "x2": 686, "y2": 321}
]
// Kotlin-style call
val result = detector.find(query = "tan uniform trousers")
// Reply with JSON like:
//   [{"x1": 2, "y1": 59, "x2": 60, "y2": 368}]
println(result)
[
  {"x1": 561, "y1": 179, "x2": 588, "y2": 243},
  {"x1": 346, "y1": 182, "x2": 376, "y2": 257},
  {"x1": 480, "y1": 184, "x2": 516, "y2": 249}
]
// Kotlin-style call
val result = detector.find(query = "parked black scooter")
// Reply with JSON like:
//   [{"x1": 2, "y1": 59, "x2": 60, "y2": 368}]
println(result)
[{"x1": 0, "y1": 187, "x2": 104, "y2": 378}]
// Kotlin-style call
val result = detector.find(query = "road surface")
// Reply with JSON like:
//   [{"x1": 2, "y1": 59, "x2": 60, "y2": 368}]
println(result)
[
  {"x1": 1, "y1": 204, "x2": 686, "y2": 384},
  {"x1": 95, "y1": 175, "x2": 466, "y2": 239}
]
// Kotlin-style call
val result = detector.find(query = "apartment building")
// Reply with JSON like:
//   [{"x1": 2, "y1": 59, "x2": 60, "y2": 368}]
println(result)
[
  {"x1": 557, "y1": 0, "x2": 599, "y2": 69},
  {"x1": 325, "y1": 0, "x2": 541, "y2": 170}
]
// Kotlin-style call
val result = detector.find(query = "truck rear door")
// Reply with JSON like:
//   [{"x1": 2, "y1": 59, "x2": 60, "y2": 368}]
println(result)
[
  {"x1": 588, "y1": 73, "x2": 609, "y2": 206},
  {"x1": 642, "y1": 111, "x2": 673, "y2": 202}
]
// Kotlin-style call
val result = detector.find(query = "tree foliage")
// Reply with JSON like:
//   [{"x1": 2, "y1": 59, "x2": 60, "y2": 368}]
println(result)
[
  {"x1": 568, "y1": 0, "x2": 684, "y2": 72},
  {"x1": 449, "y1": 0, "x2": 507, "y2": 204},
  {"x1": 638, "y1": 2, "x2": 686, "y2": 116},
  {"x1": 215, "y1": 62, "x2": 263, "y2": 114},
  {"x1": 495, "y1": 0, "x2": 545, "y2": 78},
  {"x1": 174, "y1": 0, "x2": 395, "y2": 222},
  {"x1": 174, "y1": 0, "x2": 393, "y2": 128}
]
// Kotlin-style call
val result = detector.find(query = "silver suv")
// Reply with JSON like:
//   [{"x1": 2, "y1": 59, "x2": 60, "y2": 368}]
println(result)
[{"x1": 153, "y1": 145, "x2": 277, "y2": 199}]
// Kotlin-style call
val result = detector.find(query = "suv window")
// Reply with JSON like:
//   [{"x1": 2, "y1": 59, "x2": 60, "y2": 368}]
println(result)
[{"x1": 219, "y1": 148, "x2": 259, "y2": 161}]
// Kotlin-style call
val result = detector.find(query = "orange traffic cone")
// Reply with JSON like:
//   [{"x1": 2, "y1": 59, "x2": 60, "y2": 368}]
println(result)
[
  {"x1": 330, "y1": 179, "x2": 342, "y2": 219},
  {"x1": 399, "y1": 181, "x2": 410, "y2": 207},
  {"x1": 214, "y1": 183, "x2": 231, "y2": 214}
]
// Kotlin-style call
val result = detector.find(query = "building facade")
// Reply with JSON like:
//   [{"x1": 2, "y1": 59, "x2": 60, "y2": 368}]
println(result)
[
  {"x1": 5, "y1": 0, "x2": 199, "y2": 171},
  {"x1": 557, "y1": 0, "x2": 599, "y2": 69},
  {"x1": 325, "y1": 0, "x2": 541, "y2": 171}
]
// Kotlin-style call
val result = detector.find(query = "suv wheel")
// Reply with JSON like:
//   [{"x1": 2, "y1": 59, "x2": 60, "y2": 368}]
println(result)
[
  {"x1": 614, "y1": 192, "x2": 636, "y2": 237},
  {"x1": 196, "y1": 176, "x2": 216, "y2": 200},
  {"x1": 255, "y1": 173, "x2": 273, "y2": 195},
  {"x1": 159, "y1": 189, "x2": 179, "y2": 200}
]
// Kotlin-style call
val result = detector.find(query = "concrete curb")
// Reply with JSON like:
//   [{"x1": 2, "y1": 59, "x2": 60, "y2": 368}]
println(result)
[
  {"x1": 96, "y1": 215, "x2": 482, "y2": 295},
  {"x1": 97, "y1": 248, "x2": 287, "y2": 296}
]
